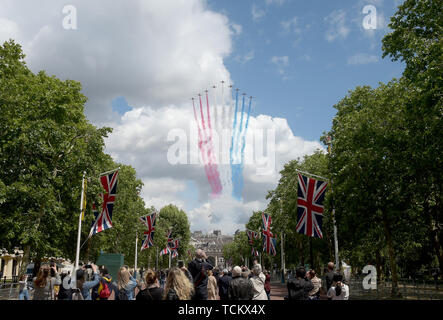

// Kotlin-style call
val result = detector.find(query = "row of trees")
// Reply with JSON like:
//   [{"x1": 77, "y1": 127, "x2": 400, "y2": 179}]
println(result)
[
  {"x1": 0, "y1": 40, "x2": 192, "y2": 275},
  {"x1": 223, "y1": 0, "x2": 442, "y2": 296}
]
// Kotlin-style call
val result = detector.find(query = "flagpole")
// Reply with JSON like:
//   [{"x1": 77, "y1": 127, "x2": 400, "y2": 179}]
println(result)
[
  {"x1": 75, "y1": 171, "x2": 86, "y2": 274},
  {"x1": 135, "y1": 230, "x2": 138, "y2": 279},
  {"x1": 168, "y1": 249, "x2": 171, "y2": 269},
  {"x1": 280, "y1": 199, "x2": 286, "y2": 284},
  {"x1": 327, "y1": 136, "x2": 340, "y2": 271},
  {"x1": 99, "y1": 167, "x2": 120, "y2": 177},
  {"x1": 156, "y1": 246, "x2": 159, "y2": 271}
]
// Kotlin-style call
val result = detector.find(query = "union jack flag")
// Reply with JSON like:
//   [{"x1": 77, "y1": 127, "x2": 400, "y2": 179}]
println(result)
[
  {"x1": 247, "y1": 230, "x2": 259, "y2": 246},
  {"x1": 261, "y1": 213, "x2": 277, "y2": 256},
  {"x1": 296, "y1": 173, "x2": 328, "y2": 238},
  {"x1": 89, "y1": 170, "x2": 119, "y2": 237},
  {"x1": 251, "y1": 247, "x2": 259, "y2": 257},
  {"x1": 140, "y1": 212, "x2": 157, "y2": 251},
  {"x1": 160, "y1": 247, "x2": 170, "y2": 256},
  {"x1": 167, "y1": 230, "x2": 173, "y2": 242},
  {"x1": 168, "y1": 239, "x2": 180, "y2": 250},
  {"x1": 171, "y1": 249, "x2": 178, "y2": 259}
]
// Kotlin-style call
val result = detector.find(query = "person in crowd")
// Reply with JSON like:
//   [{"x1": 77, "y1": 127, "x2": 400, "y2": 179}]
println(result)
[
  {"x1": 163, "y1": 267, "x2": 194, "y2": 300},
  {"x1": 241, "y1": 266, "x2": 251, "y2": 279},
  {"x1": 207, "y1": 269, "x2": 218, "y2": 300},
  {"x1": 188, "y1": 249, "x2": 213, "y2": 300},
  {"x1": 264, "y1": 270, "x2": 271, "y2": 300},
  {"x1": 218, "y1": 269, "x2": 232, "y2": 301},
  {"x1": 18, "y1": 274, "x2": 30, "y2": 300},
  {"x1": 307, "y1": 269, "x2": 322, "y2": 300},
  {"x1": 91, "y1": 266, "x2": 114, "y2": 300},
  {"x1": 250, "y1": 264, "x2": 267, "y2": 300},
  {"x1": 178, "y1": 260, "x2": 193, "y2": 284},
  {"x1": 325, "y1": 262, "x2": 335, "y2": 293},
  {"x1": 136, "y1": 269, "x2": 163, "y2": 300},
  {"x1": 57, "y1": 272, "x2": 72, "y2": 300},
  {"x1": 228, "y1": 266, "x2": 254, "y2": 300},
  {"x1": 287, "y1": 266, "x2": 314, "y2": 300},
  {"x1": 115, "y1": 266, "x2": 138, "y2": 300},
  {"x1": 76, "y1": 264, "x2": 100, "y2": 300},
  {"x1": 32, "y1": 264, "x2": 61, "y2": 300},
  {"x1": 327, "y1": 273, "x2": 349, "y2": 300}
]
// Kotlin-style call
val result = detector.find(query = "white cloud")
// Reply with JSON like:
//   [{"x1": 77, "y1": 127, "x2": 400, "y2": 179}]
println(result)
[
  {"x1": 265, "y1": 0, "x2": 286, "y2": 6},
  {"x1": 324, "y1": 9, "x2": 350, "y2": 42},
  {"x1": 251, "y1": 4, "x2": 266, "y2": 21},
  {"x1": 235, "y1": 50, "x2": 255, "y2": 64},
  {"x1": 281, "y1": 17, "x2": 301, "y2": 34},
  {"x1": 0, "y1": 0, "x2": 232, "y2": 124},
  {"x1": 270, "y1": 55, "x2": 289, "y2": 75},
  {"x1": 347, "y1": 53, "x2": 379, "y2": 65},
  {"x1": 231, "y1": 23, "x2": 243, "y2": 35}
]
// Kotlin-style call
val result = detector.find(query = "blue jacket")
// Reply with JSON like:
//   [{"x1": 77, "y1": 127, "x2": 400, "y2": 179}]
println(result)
[
  {"x1": 81, "y1": 273, "x2": 100, "y2": 300},
  {"x1": 115, "y1": 274, "x2": 138, "y2": 300}
]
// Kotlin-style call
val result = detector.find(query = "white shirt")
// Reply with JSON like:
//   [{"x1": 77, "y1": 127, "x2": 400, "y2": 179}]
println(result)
[{"x1": 327, "y1": 283, "x2": 349, "y2": 300}]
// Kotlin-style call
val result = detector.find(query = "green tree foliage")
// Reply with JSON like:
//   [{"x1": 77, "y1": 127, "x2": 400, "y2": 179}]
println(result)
[{"x1": 0, "y1": 40, "x2": 112, "y2": 270}]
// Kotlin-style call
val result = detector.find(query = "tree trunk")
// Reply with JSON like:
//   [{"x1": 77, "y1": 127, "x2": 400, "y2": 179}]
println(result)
[
  {"x1": 18, "y1": 245, "x2": 31, "y2": 277},
  {"x1": 431, "y1": 224, "x2": 443, "y2": 278},
  {"x1": 382, "y1": 211, "x2": 400, "y2": 297},
  {"x1": 375, "y1": 248, "x2": 382, "y2": 282}
]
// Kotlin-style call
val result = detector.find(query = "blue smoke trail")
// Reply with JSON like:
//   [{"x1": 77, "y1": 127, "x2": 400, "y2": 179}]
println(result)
[
  {"x1": 231, "y1": 94, "x2": 246, "y2": 200},
  {"x1": 241, "y1": 97, "x2": 253, "y2": 164}
]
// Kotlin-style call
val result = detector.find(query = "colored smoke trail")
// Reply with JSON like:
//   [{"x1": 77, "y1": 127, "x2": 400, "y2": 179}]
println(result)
[
  {"x1": 192, "y1": 98, "x2": 216, "y2": 193},
  {"x1": 231, "y1": 93, "x2": 247, "y2": 200},
  {"x1": 205, "y1": 90, "x2": 222, "y2": 195}
]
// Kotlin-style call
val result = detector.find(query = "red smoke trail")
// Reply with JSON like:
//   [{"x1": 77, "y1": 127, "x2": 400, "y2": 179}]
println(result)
[
  {"x1": 192, "y1": 98, "x2": 216, "y2": 193},
  {"x1": 199, "y1": 94, "x2": 221, "y2": 195},
  {"x1": 205, "y1": 91, "x2": 222, "y2": 194}
]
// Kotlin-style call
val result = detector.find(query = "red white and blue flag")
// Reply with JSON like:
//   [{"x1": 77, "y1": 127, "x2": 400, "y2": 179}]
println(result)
[
  {"x1": 168, "y1": 239, "x2": 180, "y2": 250},
  {"x1": 251, "y1": 247, "x2": 259, "y2": 257},
  {"x1": 160, "y1": 247, "x2": 170, "y2": 256},
  {"x1": 296, "y1": 173, "x2": 328, "y2": 238},
  {"x1": 89, "y1": 169, "x2": 119, "y2": 237},
  {"x1": 261, "y1": 213, "x2": 277, "y2": 256},
  {"x1": 140, "y1": 212, "x2": 157, "y2": 251},
  {"x1": 247, "y1": 230, "x2": 259, "y2": 246},
  {"x1": 171, "y1": 249, "x2": 178, "y2": 259}
]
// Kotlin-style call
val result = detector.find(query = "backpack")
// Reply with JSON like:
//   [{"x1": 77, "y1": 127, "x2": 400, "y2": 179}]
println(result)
[
  {"x1": 117, "y1": 288, "x2": 129, "y2": 300},
  {"x1": 99, "y1": 280, "x2": 111, "y2": 299},
  {"x1": 71, "y1": 288, "x2": 84, "y2": 300}
]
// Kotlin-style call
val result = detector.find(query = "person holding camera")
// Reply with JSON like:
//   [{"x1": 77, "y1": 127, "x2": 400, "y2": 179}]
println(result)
[
  {"x1": 74, "y1": 263, "x2": 100, "y2": 300},
  {"x1": 327, "y1": 273, "x2": 349, "y2": 300},
  {"x1": 286, "y1": 267, "x2": 314, "y2": 300},
  {"x1": 188, "y1": 249, "x2": 213, "y2": 300},
  {"x1": 32, "y1": 264, "x2": 61, "y2": 300}
]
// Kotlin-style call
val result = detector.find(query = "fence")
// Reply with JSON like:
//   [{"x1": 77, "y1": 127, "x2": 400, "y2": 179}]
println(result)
[{"x1": 347, "y1": 276, "x2": 443, "y2": 300}]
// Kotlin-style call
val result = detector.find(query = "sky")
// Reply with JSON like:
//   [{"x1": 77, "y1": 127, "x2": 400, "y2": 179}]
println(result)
[{"x1": 0, "y1": 0, "x2": 405, "y2": 235}]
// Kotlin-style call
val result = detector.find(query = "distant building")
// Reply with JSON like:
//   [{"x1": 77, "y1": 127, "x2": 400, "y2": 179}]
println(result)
[
  {"x1": 190, "y1": 230, "x2": 234, "y2": 268},
  {"x1": 0, "y1": 247, "x2": 24, "y2": 281}
]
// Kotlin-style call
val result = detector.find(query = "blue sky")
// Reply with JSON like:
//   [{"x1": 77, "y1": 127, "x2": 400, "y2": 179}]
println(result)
[{"x1": 207, "y1": 0, "x2": 405, "y2": 141}]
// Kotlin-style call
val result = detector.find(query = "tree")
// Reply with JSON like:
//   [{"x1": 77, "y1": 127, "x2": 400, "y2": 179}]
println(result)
[
  {"x1": 382, "y1": 0, "x2": 443, "y2": 275},
  {"x1": 0, "y1": 40, "x2": 112, "y2": 274}
]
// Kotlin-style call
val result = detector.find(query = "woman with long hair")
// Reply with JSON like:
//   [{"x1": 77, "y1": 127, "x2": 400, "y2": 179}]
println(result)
[
  {"x1": 136, "y1": 269, "x2": 163, "y2": 300},
  {"x1": 75, "y1": 264, "x2": 100, "y2": 300},
  {"x1": 115, "y1": 266, "x2": 138, "y2": 300},
  {"x1": 163, "y1": 267, "x2": 194, "y2": 300},
  {"x1": 18, "y1": 274, "x2": 29, "y2": 300},
  {"x1": 207, "y1": 269, "x2": 218, "y2": 300},
  {"x1": 32, "y1": 264, "x2": 61, "y2": 300}
]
